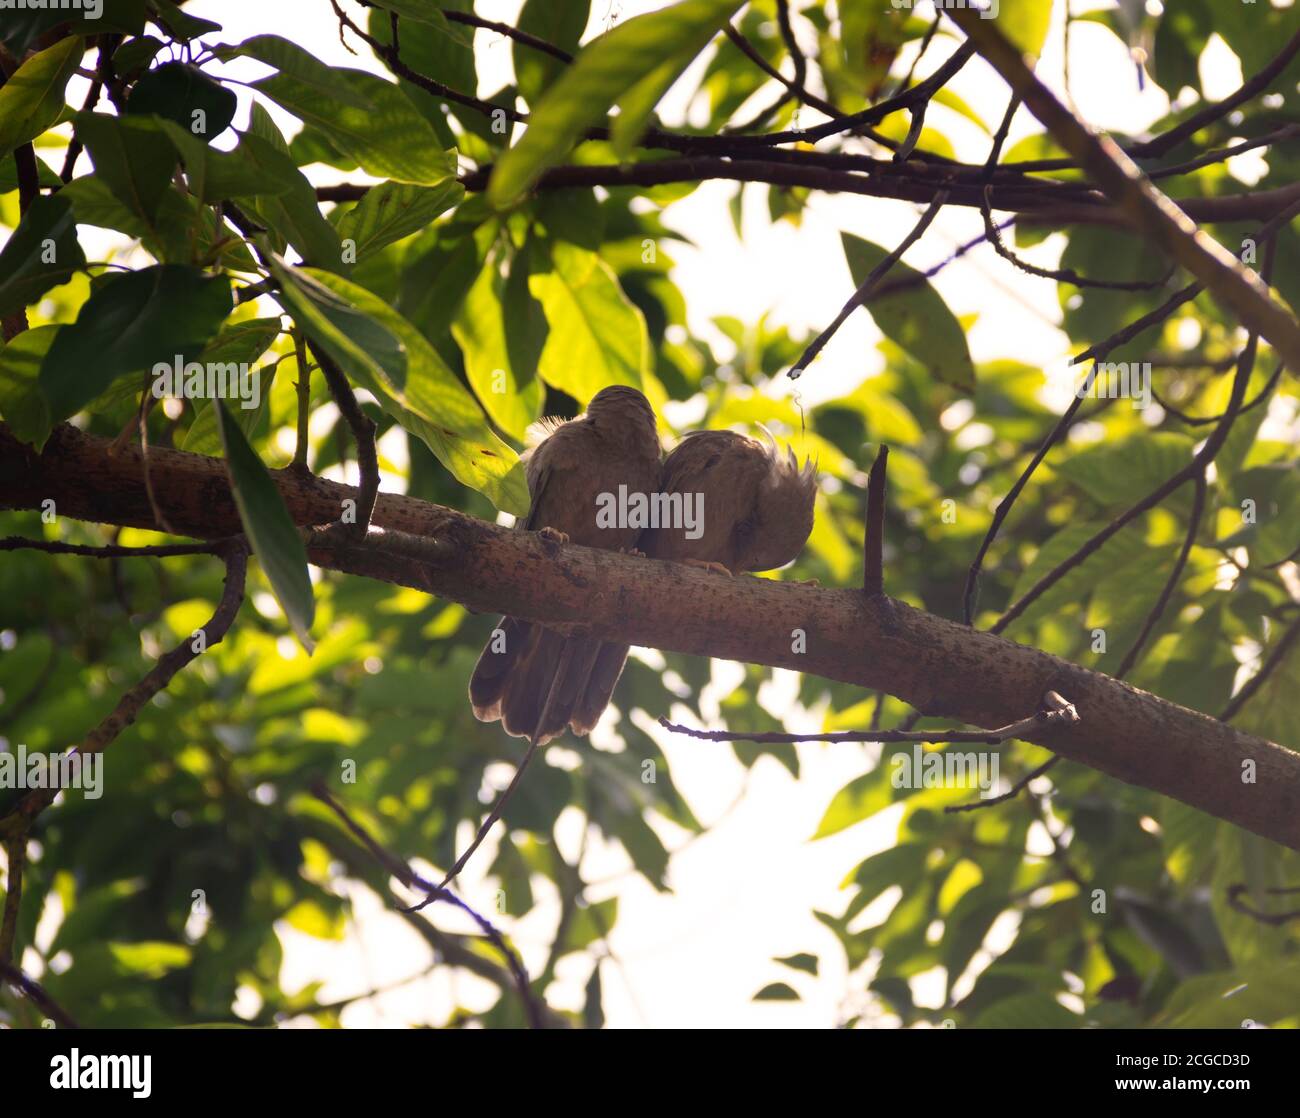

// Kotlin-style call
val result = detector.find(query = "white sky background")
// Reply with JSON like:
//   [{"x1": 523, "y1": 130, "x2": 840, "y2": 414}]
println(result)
[{"x1": 59, "y1": 0, "x2": 1266, "y2": 1026}]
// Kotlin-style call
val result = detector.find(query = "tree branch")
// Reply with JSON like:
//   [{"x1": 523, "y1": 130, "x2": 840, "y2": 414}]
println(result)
[
  {"x1": 3, "y1": 423, "x2": 1300, "y2": 851},
  {"x1": 949, "y1": 8, "x2": 1300, "y2": 375},
  {"x1": 316, "y1": 167, "x2": 1300, "y2": 227}
]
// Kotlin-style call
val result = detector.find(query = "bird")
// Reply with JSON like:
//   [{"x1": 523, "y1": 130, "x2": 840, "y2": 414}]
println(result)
[
  {"x1": 645, "y1": 427, "x2": 816, "y2": 575},
  {"x1": 468, "y1": 385, "x2": 662, "y2": 745}
]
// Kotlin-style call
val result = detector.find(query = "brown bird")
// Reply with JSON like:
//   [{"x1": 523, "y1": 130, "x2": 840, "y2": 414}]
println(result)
[
  {"x1": 646, "y1": 428, "x2": 816, "y2": 575},
  {"x1": 469, "y1": 385, "x2": 661, "y2": 745}
]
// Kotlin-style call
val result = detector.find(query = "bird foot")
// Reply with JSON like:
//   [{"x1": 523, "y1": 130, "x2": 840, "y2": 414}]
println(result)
[
  {"x1": 537, "y1": 526, "x2": 569, "y2": 557},
  {"x1": 682, "y1": 558, "x2": 733, "y2": 577},
  {"x1": 620, "y1": 546, "x2": 647, "y2": 559},
  {"x1": 792, "y1": 577, "x2": 821, "y2": 588}
]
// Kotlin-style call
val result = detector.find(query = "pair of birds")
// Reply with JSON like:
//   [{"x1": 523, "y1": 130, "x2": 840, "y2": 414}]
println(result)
[{"x1": 469, "y1": 385, "x2": 817, "y2": 746}]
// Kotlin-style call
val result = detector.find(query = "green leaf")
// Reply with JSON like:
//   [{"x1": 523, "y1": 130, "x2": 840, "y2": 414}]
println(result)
[
  {"x1": 157, "y1": 122, "x2": 300, "y2": 204},
  {"x1": 74, "y1": 112, "x2": 177, "y2": 224},
  {"x1": 0, "y1": 324, "x2": 56, "y2": 449},
  {"x1": 0, "y1": 150, "x2": 62, "y2": 193},
  {"x1": 812, "y1": 751, "x2": 919, "y2": 839},
  {"x1": 973, "y1": 992, "x2": 1080, "y2": 1028},
  {"x1": 1005, "y1": 516, "x2": 1154, "y2": 631},
  {"x1": 515, "y1": 0, "x2": 590, "y2": 105},
  {"x1": 271, "y1": 260, "x2": 529, "y2": 515},
  {"x1": 1053, "y1": 432, "x2": 1195, "y2": 506},
  {"x1": 503, "y1": 240, "x2": 549, "y2": 385},
  {"x1": 214, "y1": 401, "x2": 315, "y2": 651},
  {"x1": 214, "y1": 36, "x2": 373, "y2": 108},
  {"x1": 1160, "y1": 962, "x2": 1300, "y2": 1028},
  {"x1": 365, "y1": 0, "x2": 474, "y2": 35},
  {"x1": 182, "y1": 318, "x2": 285, "y2": 456},
  {"x1": 336, "y1": 180, "x2": 464, "y2": 263},
  {"x1": 366, "y1": 6, "x2": 476, "y2": 127},
  {"x1": 753, "y1": 981, "x2": 800, "y2": 1001},
  {"x1": 611, "y1": 54, "x2": 694, "y2": 158},
  {"x1": 999, "y1": 0, "x2": 1055, "y2": 61},
  {"x1": 0, "y1": 194, "x2": 86, "y2": 318},
  {"x1": 558, "y1": 897, "x2": 618, "y2": 956},
  {"x1": 283, "y1": 899, "x2": 345, "y2": 939},
  {"x1": 50, "y1": 879, "x2": 146, "y2": 955},
  {"x1": 452, "y1": 249, "x2": 545, "y2": 441},
  {"x1": 151, "y1": 4, "x2": 221, "y2": 39},
  {"x1": 843, "y1": 844, "x2": 928, "y2": 920},
  {"x1": 240, "y1": 105, "x2": 344, "y2": 269},
  {"x1": 113, "y1": 35, "x2": 165, "y2": 77},
  {"x1": 252, "y1": 66, "x2": 457, "y2": 185},
  {"x1": 126, "y1": 62, "x2": 237, "y2": 139},
  {"x1": 488, "y1": 0, "x2": 745, "y2": 207},
  {"x1": 105, "y1": 941, "x2": 192, "y2": 978},
  {"x1": 0, "y1": 37, "x2": 83, "y2": 161},
  {"x1": 60, "y1": 174, "x2": 216, "y2": 266},
  {"x1": 841, "y1": 232, "x2": 975, "y2": 392},
  {"x1": 39, "y1": 264, "x2": 233, "y2": 422},
  {"x1": 774, "y1": 952, "x2": 819, "y2": 976},
  {"x1": 529, "y1": 242, "x2": 648, "y2": 403}
]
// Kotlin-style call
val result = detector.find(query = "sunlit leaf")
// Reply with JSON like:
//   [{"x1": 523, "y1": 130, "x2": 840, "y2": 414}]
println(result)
[{"x1": 215, "y1": 400, "x2": 316, "y2": 651}]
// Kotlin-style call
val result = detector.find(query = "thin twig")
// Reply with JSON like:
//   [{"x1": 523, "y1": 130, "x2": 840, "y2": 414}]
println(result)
[
  {"x1": 0, "y1": 537, "x2": 225, "y2": 559},
  {"x1": 659, "y1": 694, "x2": 1078, "y2": 746},
  {"x1": 421, "y1": 644, "x2": 576, "y2": 898},
  {"x1": 790, "y1": 191, "x2": 947, "y2": 377},
  {"x1": 59, "y1": 77, "x2": 103, "y2": 182},
  {"x1": 1152, "y1": 360, "x2": 1285, "y2": 426},
  {"x1": 990, "y1": 241, "x2": 1279, "y2": 636},
  {"x1": 746, "y1": 42, "x2": 977, "y2": 147},
  {"x1": 1225, "y1": 883, "x2": 1300, "y2": 926},
  {"x1": 1112, "y1": 472, "x2": 1207, "y2": 680},
  {"x1": 308, "y1": 345, "x2": 378, "y2": 538},
  {"x1": 441, "y1": 8, "x2": 574, "y2": 63},
  {"x1": 292, "y1": 329, "x2": 312, "y2": 471},
  {"x1": 0, "y1": 540, "x2": 248, "y2": 835},
  {"x1": 950, "y1": 10, "x2": 1300, "y2": 373},
  {"x1": 946, "y1": 756, "x2": 1061, "y2": 814},
  {"x1": 1130, "y1": 28, "x2": 1300, "y2": 157},
  {"x1": 0, "y1": 962, "x2": 79, "y2": 1028},
  {"x1": 0, "y1": 835, "x2": 24, "y2": 965},
  {"x1": 308, "y1": 780, "x2": 543, "y2": 1029},
  {"x1": 1219, "y1": 616, "x2": 1300, "y2": 723},
  {"x1": 863, "y1": 445, "x2": 889, "y2": 595}
]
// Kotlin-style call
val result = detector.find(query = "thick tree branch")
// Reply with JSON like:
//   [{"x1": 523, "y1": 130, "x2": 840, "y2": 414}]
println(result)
[
  {"x1": 949, "y1": 9, "x2": 1300, "y2": 375},
  {"x1": 2, "y1": 423, "x2": 1299, "y2": 850},
  {"x1": 317, "y1": 165, "x2": 1300, "y2": 227}
]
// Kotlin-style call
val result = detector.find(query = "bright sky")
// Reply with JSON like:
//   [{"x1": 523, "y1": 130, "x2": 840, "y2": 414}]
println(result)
[{"x1": 58, "y1": 0, "x2": 1261, "y2": 1026}]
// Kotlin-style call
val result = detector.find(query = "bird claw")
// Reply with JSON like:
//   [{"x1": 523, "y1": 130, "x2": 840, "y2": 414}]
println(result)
[
  {"x1": 792, "y1": 577, "x2": 821, "y2": 588},
  {"x1": 683, "y1": 558, "x2": 733, "y2": 577},
  {"x1": 620, "y1": 546, "x2": 647, "y2": 559}
]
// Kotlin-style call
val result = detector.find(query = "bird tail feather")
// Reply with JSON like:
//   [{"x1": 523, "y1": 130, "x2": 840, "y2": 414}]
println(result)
[{"x1": 469, "y1": 622, "x2": 625, "y2": 744}]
